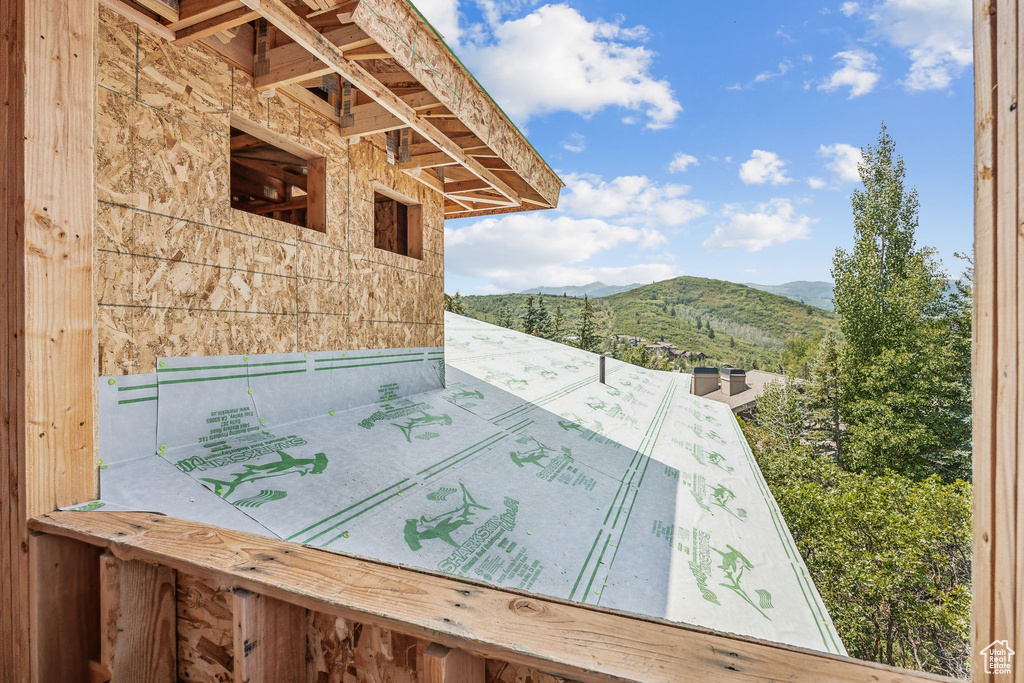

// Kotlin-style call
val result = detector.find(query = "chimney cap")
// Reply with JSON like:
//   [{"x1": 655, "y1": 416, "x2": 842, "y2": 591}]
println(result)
[
  {"x1": 692, "y1": 366, "x2": 719, "y2": 375},
  {"x1": 721, "y1": 367, "x2": 746, "y2": 376}
]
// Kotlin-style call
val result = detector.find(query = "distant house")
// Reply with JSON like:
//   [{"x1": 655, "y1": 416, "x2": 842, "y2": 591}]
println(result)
[
  {"x1": 697, "y1": 369, "x2": 787, "y2": 419},
  {"x1": 682, "y1": 350, "x2": 707, "y2": 363},
  {"x1": 610, "y1": 334, "x2": 646, "y2": 347},
  {"x1": 645, "y1": 341, "x2": 682, "y2": 361}
]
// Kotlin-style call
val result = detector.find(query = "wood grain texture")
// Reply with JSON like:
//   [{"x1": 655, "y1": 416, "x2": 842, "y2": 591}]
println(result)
[
  {"x1": 99, "y1": 553, "x2": 177, "y2": 681},
  {"x1": 972, "y1": 0, "x2": 1023, "y2": 679},
  {"x1": 232, "y1": 589, "x2": 306, "y2": 682},
  {"x1": 422, "y1": 642, "x2": 485, "y2": 683},
  {"x1": 2, "y1": 1, "x2": 97, "y2": 680},
  {"x1": 28, "y1": 534, "x2": 102, "y2": 683},
  {"x1": 31, "y1": 511, "x2": 957, "y2": 683}
]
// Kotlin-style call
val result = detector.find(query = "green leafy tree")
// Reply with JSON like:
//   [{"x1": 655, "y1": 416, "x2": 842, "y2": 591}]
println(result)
[
  {"x1": 743, "y1": 419, "x2": 971, "y2": 678},
  {"x1": 575, "y1": 295, "x2": 598, "y2": 351},
  {"x1": 443, "y1": 292, "x2": 466, "y2": 314},
  {"x1": 832, "y1": 124, "x2": 970, "y2": 480}
]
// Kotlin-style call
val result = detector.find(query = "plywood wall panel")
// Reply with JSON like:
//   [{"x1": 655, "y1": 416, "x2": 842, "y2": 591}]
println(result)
[
  {"x1": 95, "y1": 16, "x2": 444, "y2": 377},
  {"x1": 97, "y1": 7, "x2": 139, "y2": 95},
  {"x1": 176, "y1": 574, "x2": 234, "y2": 683}
]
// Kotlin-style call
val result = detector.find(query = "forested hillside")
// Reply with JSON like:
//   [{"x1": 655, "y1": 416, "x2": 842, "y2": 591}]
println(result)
[{"x1": 459, "y1": 276, "x2": 837, "y2": 371}]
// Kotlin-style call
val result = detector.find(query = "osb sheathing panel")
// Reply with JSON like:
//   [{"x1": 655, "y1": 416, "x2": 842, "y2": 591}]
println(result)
[
  {"x1": 177, "y1": 574, "x2": 234, "y2": 682},
  {"x1": 486, "y1": 660, "x2": 577, "y2": 683},
  {"x1": 94, "y1": 11, "x2": 443, "y2": 373},
  {"x1": 306, "y1": 613, "x2": 422, "y2": 683}
]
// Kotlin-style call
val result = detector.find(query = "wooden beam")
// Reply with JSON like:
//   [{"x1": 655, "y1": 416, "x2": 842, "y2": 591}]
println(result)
[
  {"x1": 32, "y1": 512, "x2": 954, "y2": 683},
  {"x1": 134, "y1": 0, "x2": 180, "y2": 22},
  {"x1": 235, "y1": 195, "x2": 308, "y2": 214},
  {"x1": 229, "y1": 132, "x2": 267, "y2": 150},
  {"x1": 199, "y1": 21, "x2": 255, "y2": 73},
  {"x1": 400, "y1": 152, "x2": 458, "y2": 171},
  {"x1": 232, "y1": 589, "x2": 306, "y2": 682},
  {"x1": 172, "y1": 7, "x2": 259, "y2": 45},
  {"x1": 169, "y1": 0, "x2": 244, "y2": 30},
  {"x1": 253, "y1": 24, "x2": 372, "y2": 90},
  {"x1": 29, "y1": 535, "x2": 101, "y2": 683},
  {"x1": 2, "y1": 1, "x2": 97, "y2": 679},
  {"x1": 422, "y1": 643, "x2": 485, "y2": 683},
  {"x1": 238, "y1": 0, "x2": 522, "y2": 205},
  {"x1": 99, "y1": 554, "x2": 176, "y2": 681},
  {"x1": 99, "y1": 0, "x2": 177, "y2": 41},
  {"x1": 444, "y1": 179, "x2": 490, "y2": 193},
  {"x1": 339, "y1": 102, "x2": 405, "y2": 137}
]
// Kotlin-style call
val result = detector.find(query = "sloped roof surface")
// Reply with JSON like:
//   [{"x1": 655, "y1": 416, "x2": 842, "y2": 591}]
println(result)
[{"x1": 82, "y1": 313, "x2": 842, "y2": 654}]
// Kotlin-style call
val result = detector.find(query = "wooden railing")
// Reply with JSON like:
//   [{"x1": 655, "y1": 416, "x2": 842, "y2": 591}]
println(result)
[{"x1": 29, "y1": 511, "x2": 953, "y2": 683}]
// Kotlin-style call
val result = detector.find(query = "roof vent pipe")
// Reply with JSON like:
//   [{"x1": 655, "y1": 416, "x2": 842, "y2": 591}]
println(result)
[{"x1": 599, "y1": 354, "x2": 606, "y2": 384}]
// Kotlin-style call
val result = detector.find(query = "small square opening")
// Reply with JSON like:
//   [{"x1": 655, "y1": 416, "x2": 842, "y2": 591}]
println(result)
[
  {"x1": 230, "y1": 124, "x2": 325, "y2": 232},
  {"x1": 374, "y1": 191, "x2": 422, "y2": 259}
]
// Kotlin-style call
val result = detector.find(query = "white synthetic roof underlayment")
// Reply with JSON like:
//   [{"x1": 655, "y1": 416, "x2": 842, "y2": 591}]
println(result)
[{"x1": 79, "y1": 312, "x2": 843, "y2": 654}]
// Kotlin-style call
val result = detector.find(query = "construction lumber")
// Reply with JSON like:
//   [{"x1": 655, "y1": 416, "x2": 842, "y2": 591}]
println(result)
[
  {"x1": 238, "y1": 0, "x2": 523, "y2": 206},
  {"x1": 199, "y1": 22, "x2": 256, "y2": 73},
  {"x1": 351, "y1": 0, "x2": 562, "y2": 207},
  {"x1": 99, "y1": 0, "x2": 177, "y2": 41},
  {"x1": 2, "y1": 1, "x2": 97, "y2": 679},
  {"x1": 99, "y1": 554, "x2": 177, "y2": 681},
  {"x1": 232, "y1": 589, "x2": 306, "y2": 682},
  {"x1": 971, "y1": 0, "x2": 1023, "y2": 674},
  {"x1": 422, "y1": 643, "x2": 485, "y2": 683},
  {"x1": 29, "y1": 534, "x2": 102, "y2": 683},
  {"x1": 135, "y1": 0, "x2": 180, "y2": 22},
  {"x1": 400, "y1": 152, "x2": 459, "y2": 170},
  {"x1": 31, "y1": 512, "x2": 955, "y2": 683},
  {"x1": 254, "y1": 24, "x2": 373, "y2": 90},
  {"x1": 170, "y1": 0, "x2": 245, "y2": 30},
  {"x1": 172, "y1": 7, "x2": 260, "y2": 45}
]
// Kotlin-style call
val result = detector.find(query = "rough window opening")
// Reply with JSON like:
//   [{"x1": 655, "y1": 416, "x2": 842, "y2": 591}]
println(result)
[
  {"x1": 374, "y1": 191, "x2": 423, "y2": 259},
  {"x1": 229, "y1": 125, "x2": 326, "y2": 232}
]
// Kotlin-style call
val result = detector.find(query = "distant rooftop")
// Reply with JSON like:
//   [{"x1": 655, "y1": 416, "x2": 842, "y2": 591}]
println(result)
[{"x1": 700, "y1": 369, "x2": 786, "y2": 414}]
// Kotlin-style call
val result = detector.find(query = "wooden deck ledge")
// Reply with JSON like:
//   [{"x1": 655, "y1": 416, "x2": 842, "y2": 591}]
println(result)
[{"x1": 30, "y1": 511, "x2": 951, "y2": 683}]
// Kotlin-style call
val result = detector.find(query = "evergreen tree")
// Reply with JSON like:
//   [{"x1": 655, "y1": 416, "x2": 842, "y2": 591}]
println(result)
[
  {"x1": 535, "y1": 296, "x2": 552, "y2": 338},
  {"x1": 730, "y1": 336, "x2": 735, "y2": 348},
  {"x1": 443, "y1": 292, "x2": 466, "y2": 314},
  {"x1": 706, "y1": 322, "x2": 715, "y2": 339},
  {"x1": 551, "y1": 303, "x2": 566, "y2": 342},
  {"x1": 520, "y1": 295, "x2": 540, "y2": 335},
  {"x1": 832, "y1": 124, "x2": 969, "y2": 480},
  {"x1": 805, "y1": 333, "x2": 844, "y2": 466},
  {"x1": 575, "y1": 295, "x2": 598, "y2": 351},
  {"x1": 696, "y1": 317, "x2": 703, "y2": 331},
  {"x1": 495, "y1": 305, "x2": 515, "y2": 329}
]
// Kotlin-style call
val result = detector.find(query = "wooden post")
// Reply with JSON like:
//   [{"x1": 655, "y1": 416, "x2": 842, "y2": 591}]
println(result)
[
  {"x1": 972, "y1": 0, "x2": 1022, "y2": 676},
  {"x1": 1, "y1": 0, "x2": 97, "y2": 680},
  {"x1": 28, "y1": 534, "x2": 102, "y2": 683},
  {"x1": 421, "y1": 642, "x2": 485, "y2": 683},
  {"x1": 98, "y1": 553, "x2": 177, "y2": 682},
  {"x1": 232, "y1": 589, "x2": 306, "y2": 682}
]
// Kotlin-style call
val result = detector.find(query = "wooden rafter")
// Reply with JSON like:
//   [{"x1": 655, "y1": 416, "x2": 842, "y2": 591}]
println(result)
[
  {"x1": 254, "y1": 24, "x2": 373, "y2": 90},
  {"x1": 238, "y1": 0, "x2": 522, "y2": 206},
  {"x1": 172, "y1": 6, "x2": 259, "y2": 45}
]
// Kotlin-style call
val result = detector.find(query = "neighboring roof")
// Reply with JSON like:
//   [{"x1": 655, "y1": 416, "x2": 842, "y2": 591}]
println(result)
[
  {"x1": 700, "y1": 369, "x2": 786, "y2": 413},
  {"x1": 81, "y1": 314, "x2": 843, "y2": 655}
]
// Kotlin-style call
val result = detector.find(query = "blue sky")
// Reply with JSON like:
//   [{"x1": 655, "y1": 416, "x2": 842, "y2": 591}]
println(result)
[{"x1": 410, "y1": 0, "x2": 974, "y2": 294}]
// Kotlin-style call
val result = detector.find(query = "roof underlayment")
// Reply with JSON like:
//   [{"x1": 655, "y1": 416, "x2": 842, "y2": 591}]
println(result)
[{"x1": 80, "y1": 312, "x2": 844, "y2": 654}]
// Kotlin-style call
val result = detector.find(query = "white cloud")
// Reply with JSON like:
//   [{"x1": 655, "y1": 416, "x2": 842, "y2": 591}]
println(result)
[
  {"x1": 559, "y1": 173, "x2": 707, "y2": 227},
  {"x1": 445, "y1": 214, "x2": 678, "y2": 289},
  {"x1": 702, "y1": 199, "x2": 816, "y2": 252},
  {"x1": 818, "y1": 143, "x2": 864, "y2": 182},
  {"x1": 561, "y1": 132, "x2": 586, "y2": 153},
  {"x1": 819, "y1": 50, "x2": 881, "y2": 98},
  {"x1": 868, "y1": 0, "x2": 971, "y2": 91},
  {"x1": 754, "y1": 59, "x2": 793, "y2": 83},
  {"x1": 840, "y1": 2, "x2": 860, "y2": 16},
  {"x1": 668, "y1": 153, "x2": 699, "y2": 173},
  {"x1": 807, "y1": 176, "x2": 826, "y2": 189},
  {"x1": 463, "y1": 4, "x2": 682, "y2": 130},
  {"x1": 409, "y1": 0, "x2": 463, "y2": 45},
  {"x1": 739, "y1": 150, "x2": 792, "y2": 185}
]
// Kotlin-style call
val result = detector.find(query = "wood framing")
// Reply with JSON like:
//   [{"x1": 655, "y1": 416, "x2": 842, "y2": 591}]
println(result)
[
  {"x1": 32, "y1": 511, "x2": 955, "y2": 683},
  {"x1": 972, "y1": 0, "x2": 1023, "y2": 675},
  {"x1": 1, "y1": 1, "x2": 97, "y2": 680}
]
